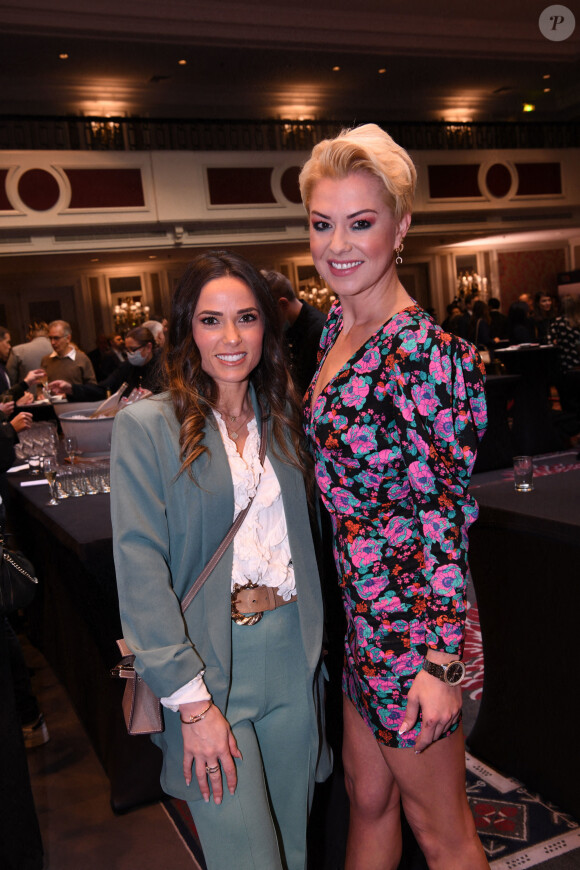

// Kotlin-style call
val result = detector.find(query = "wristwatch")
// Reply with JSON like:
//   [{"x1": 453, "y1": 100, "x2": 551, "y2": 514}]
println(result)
[{"x1": 422, "y1": 658, "x2": 466, "y2": 686}]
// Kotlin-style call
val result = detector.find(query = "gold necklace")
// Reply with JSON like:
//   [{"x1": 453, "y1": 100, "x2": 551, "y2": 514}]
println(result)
[{"x1": 216, "y1": 406, "x2": 251, "y2": 441}]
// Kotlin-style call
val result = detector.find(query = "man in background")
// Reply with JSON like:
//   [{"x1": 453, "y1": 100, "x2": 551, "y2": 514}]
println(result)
[
  {"x1": 0, "y1": 327, "x2": 44, "y2": 403},
  {"x1": 40, "y1": 320, "x2": 96, "y2": 386},
  {"x1": 262, "y1": 270, "x2": 326, "y2": 397},
  {"x1": 488, "y1": 297, "x2": 509, "y2": 342},
  {"x1": 6, "y1": 323, "x2": 52, "y2": 384}
]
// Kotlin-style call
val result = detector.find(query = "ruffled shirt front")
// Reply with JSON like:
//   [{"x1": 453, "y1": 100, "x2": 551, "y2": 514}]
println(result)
[{"x1": 161, "y1": 411, "x2": 296, "y2": 710}]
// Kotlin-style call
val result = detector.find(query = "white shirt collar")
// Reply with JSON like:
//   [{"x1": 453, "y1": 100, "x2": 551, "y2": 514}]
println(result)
[{"x1": 50, "y1": 346, "x2": 76, "y2": 361}]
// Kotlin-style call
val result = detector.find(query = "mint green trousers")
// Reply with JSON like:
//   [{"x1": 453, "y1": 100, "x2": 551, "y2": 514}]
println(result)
[{"x1": 187, "y1": 602, "x2": 314, "y2": 870}]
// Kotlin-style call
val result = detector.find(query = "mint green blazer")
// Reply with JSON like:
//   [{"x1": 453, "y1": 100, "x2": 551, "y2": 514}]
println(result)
[{"x1": 111, "y1": 389, "x2": 331, "y2": 800}]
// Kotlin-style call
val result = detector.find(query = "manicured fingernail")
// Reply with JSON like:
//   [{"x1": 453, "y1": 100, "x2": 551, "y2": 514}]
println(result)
[
  {"x1": 415, "y1": 750, "x2": 422, "y2": 755},
  {"x1": 398, "y1": 725, "x2": 408, "y2": 735},
  {"x1": 215, "y1": 798, "x2": 221, "y2": 805}
]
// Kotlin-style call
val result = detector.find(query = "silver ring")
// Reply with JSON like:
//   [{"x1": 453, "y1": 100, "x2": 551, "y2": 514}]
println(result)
[{"x1": 205, "y1": 764, "x2": 220, "y2": 774}]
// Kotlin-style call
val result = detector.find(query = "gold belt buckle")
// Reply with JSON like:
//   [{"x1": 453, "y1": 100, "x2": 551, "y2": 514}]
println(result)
[{"x1": 231, "y1": 581, "x2": 263, "y2": 626}]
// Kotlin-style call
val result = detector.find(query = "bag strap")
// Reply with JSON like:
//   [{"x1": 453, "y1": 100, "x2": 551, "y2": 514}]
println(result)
[{"x1": 180, "y1": 408, "x2": 267, "y2": 614}]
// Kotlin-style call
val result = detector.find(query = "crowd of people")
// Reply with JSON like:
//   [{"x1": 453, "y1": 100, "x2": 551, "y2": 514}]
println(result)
[{"x1": 440, "y1": 289, "x2": 580, "y2": 439}]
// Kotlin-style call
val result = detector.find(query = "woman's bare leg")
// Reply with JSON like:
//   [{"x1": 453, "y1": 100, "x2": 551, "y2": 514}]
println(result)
[
  {"x1": 381, "y1": 726, "x2": 489, "y2": 870},
  {"x1": 343, "y1": 696, "x2": 402, "y2": 870},
  {"x1": 342, "y1": 696, "x2": 489, "y2": 870}
]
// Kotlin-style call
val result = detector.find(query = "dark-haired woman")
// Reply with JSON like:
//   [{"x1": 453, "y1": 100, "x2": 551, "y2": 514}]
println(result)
[
  {"x1": 532, "y1": 292, "x2": 556, "y2": 344},
  {"x1": 49, "y1": 325, "x2": 163, "y2": 401},
  {"x1": 468, "y1": 301, "x2": 493, "y2": 349},
  {"x1": 111, "y1": 251, "x2": 330, "y2": 870}
]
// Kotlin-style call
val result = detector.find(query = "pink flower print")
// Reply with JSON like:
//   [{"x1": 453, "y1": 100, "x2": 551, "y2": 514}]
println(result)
[
  {"x1": 368, "y1": 448, "x2": 398, "y2": 468},
  {"x1": 350, "y1": 537, "x2": 383, "y2": 570},
  {"x1": 340, "y1": 376, "x2": 370, "y2": 409},
  {"x1": 378, "y1": 705, "x2": 405, "y2": 730},
  {"x1": 321, "y1": 409, "x2": 348, "y2": 429},
  {"x1": 394, "y1": 394, "x2": 415, "y2": 423},
  {"x1": 384, "y1": 516, "x2": 414, "y2": 546},
  {"x1": 354, "y1": 615, "x2": 373, "y2": 649},
  {"x1": 368, "y1": 674, "x2": 399, "y2": 695},
  {"x1": 315, "y1": 465, "x2": 333, "y2": 494},
  {"x1": 386, "y1": 480, "x2": 410, "y2": 500},
  {"x1": 454, "y1": 408, "x2": 470, "y2": 432},
  {"x1": 439, "y1": 621, "x2": 463, "y2": 649},
  {"x1": 399, "y1": 331, "x2": 419, "y2": 353},
  {"x1": 429, "y1": 347, "x2": 452, "y2": 384},
  {"x1": 373, "y1": 592, "x2": 404, "y2": 615},
  {"x1": 398, "y1": 725, "x2": 420, "y2": 747},
  {"x1": 354, "y1": 347, "x2": 382, "y2": 374},
  {"x1": 421, "y1": 510, "x2": 451, "y2": 543},
  {"x1": 411, "y1": 382, "x2": 439, "y2": 416},
  {"x1": 330, "y1": 486, "x2": 361, "y2": 514},
  {"x1": 409, "y1": 620, "x2": 425, "y2": 646},
  {"x1": 453, "y1": 370, "x2": 468, "y2": 401},
  {"x1": 358, "y1": 470, "x2": 383, "y2": 491},
  {"x1": 434, "y1": 408, "x2": 455, "y2": 442},
  {"x1": 408, "y1": 427, "x2": 430, "y2": 459},
  {"x1": 430, "y1": 564, "x2": 463, "y2": 597},
  {"x1": 408, "y1": 459, "x2": 437, "y2": 494},
  {"x1": 391, "y1": 650, "x2": 423, "y2": 676},
  {"x1": 353, "y1": 573, "x2": 389, "y2": 600},
  {"x1": 470, "y1": 397, "x2": 488, "y2": 432},
  {"x1": 344, "y1": 424, "x2": 377, "y2": 456}
]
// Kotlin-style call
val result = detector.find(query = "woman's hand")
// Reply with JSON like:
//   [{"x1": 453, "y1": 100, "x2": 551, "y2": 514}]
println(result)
[
  {"x1": 10, "y1": 411, "x2": 33, "y2": 433},
  {"x1": 399, "y1": 661, "x2": 462, "y2": 754},
  {"x1": 16, "y1": 392, "x2": 35, "y2": 406},
  {"x1": 180, "y1": 701, "x2": 242, "y2": 804},
  {"x1": 0, "y1": 401, "x2": 14, "y2": 416}
]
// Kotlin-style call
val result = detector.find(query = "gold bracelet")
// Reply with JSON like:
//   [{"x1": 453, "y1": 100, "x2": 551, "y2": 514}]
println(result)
[{"x1": 180, "y1": 700, "x2": 213, "y2": 725}]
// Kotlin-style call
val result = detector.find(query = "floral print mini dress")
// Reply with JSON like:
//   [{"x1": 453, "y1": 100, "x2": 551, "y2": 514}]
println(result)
[{"x1": 304, "y1": 303, "x2": 487, "y2": 748}]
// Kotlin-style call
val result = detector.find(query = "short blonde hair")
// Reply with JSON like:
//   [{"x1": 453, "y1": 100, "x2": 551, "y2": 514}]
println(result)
[{"x1": 299, "y1": 123, "x2": 417, "y2": 222}]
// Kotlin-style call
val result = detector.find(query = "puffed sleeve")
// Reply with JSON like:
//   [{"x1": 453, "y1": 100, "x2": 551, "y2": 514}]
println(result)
[
  {"x1": 387, "y1": 321, "x2": 487, "y2": 654},
  {"x1": 110, "y1": 406, "x2": 206, "y2": 698}
]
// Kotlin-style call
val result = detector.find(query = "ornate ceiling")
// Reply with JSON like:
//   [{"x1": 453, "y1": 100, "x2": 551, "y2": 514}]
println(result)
[{"x1": 0, "y1": 0, "x2": 578, "y2": 121}]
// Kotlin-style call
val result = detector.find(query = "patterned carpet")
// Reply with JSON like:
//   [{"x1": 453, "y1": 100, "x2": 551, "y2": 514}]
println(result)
[{"x1": 464, "y1": 604, "x2": 580, "y2": 869}]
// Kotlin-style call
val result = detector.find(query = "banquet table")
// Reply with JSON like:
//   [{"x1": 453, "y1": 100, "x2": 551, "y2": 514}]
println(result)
[
  {"x1": 467, "y1": 465, "x2": 580, "y2": 820},
  {"x1": 7, "y1": 469, "x2": 165, "y2": 813}
]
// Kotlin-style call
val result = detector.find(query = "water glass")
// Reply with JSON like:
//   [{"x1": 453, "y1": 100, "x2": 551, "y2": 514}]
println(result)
[
  {"x1": 513, "y1": 456, "x2": 534, "y2": 492},
  {"x1": 28, "y1": 455, "x2": 41, "y2": 476}
]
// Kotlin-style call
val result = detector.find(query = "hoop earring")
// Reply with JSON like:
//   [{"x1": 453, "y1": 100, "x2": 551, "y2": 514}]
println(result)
[{"x1": 395, "y1": 243, "x2": 404, "y2": 266}]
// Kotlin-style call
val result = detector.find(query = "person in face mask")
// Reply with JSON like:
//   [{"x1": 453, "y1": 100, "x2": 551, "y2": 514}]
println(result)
[{"x1": 48, "y1": 325, "x2": 164, "y2": 402}]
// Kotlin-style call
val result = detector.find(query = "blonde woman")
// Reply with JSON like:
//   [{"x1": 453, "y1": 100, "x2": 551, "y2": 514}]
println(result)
[{"x1": 300, "y1": 125, "x2": 489, "y2": 869}]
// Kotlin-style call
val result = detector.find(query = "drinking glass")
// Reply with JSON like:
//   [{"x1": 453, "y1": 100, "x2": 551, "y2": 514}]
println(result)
[
  {"x1": 28, "y1": 455, "x2": 41, "y2": 476},
  {"x1": 513, "y1": 456, "x2": 534, "y2": 492},
  {"x1": 42, "y1": 456, "x2": 60, "y2": 506},
  {"x1": 65, "y1": 435, "x2": 79, "y2": 465}
]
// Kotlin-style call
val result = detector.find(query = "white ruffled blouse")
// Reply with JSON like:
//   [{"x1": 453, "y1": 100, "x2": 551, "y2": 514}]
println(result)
[{"x1": 161, "y1": 411, "x2": 296, "y2": 710}]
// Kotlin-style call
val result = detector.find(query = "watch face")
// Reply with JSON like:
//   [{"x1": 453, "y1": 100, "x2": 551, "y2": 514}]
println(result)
[{"x1": 445, "y1": 661, "x2": 466, "y2": 685}]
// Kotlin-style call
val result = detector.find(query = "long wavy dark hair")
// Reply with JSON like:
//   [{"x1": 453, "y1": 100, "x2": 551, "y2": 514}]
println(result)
[{"x1": 165, "y1": 249, "x2": 310, "y2": 484}]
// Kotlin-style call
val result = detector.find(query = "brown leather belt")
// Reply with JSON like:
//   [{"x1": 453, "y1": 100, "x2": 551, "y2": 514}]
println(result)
[{"x1": 231, "y1": 582, "x2": 297, "y2": 626}]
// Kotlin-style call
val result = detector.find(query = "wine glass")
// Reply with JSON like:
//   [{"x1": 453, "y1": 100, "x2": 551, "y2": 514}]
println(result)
[
  {"x1": 42, "y1": 457, "x2": 60, "y2": 506},
  {"x1": 65, "y1": 435, "x2": 78, "y2": 465}
]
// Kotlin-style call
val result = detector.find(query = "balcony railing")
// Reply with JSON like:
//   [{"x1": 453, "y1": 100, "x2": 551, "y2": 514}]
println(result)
[{"x1": 1, "y1": 116, "x2": 579, "y2": 152}]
